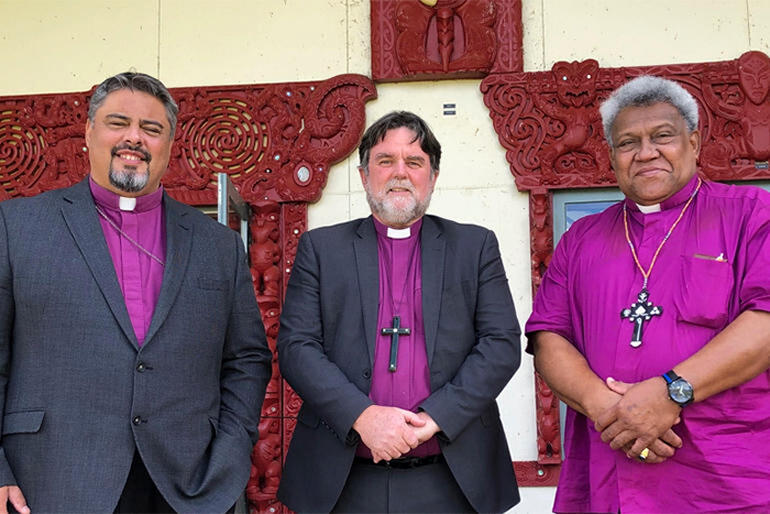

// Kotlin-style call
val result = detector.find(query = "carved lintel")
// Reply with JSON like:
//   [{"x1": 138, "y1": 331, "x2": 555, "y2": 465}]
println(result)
[{"x1": 372, "y1": 0, "x2": 523, "y2": 82}]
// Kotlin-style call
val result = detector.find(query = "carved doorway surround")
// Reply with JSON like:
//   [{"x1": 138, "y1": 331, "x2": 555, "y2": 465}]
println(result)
[
  {"x1": 481, "y1": 50, "x2": 770, "y2": 486},
  {"x1": 0, "y1": 74, "x2": 377, "y2": 513}
]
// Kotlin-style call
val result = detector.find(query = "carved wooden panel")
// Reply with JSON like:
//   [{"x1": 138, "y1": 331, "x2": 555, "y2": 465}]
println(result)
[
  {"x1": 371, "y1": 0, "x2": 523, "y2": 82},
  {"x1": 482, "y1": 50, "x2": 770, "y2": 486},
  {"x1": 0, "y1": 74, "x2": 376, "y2": 514}
]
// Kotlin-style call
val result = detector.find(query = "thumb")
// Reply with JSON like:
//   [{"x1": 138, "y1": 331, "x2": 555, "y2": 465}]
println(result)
[
  {"x1": 402, "y1": 410, "x2": 427, "y2": 426},
  {"x1": 606, "y1": 376, "x2": 632, "y2": 395},
  {"x1": 8, "y1": 487, "x2": 29, "y2": 514}
]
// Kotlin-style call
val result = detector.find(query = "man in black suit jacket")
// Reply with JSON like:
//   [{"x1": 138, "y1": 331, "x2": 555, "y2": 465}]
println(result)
[
  {"x1": 0, "y1": 72, "x2": 272, "y2": 513},
  {"x1": 277, "y1": 111, "x2": 521, "y2": 513}
]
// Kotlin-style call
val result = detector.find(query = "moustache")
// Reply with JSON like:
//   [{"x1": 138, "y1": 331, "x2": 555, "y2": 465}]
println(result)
[
  {"x1": 386, "y1": 179, "x2": 415, "y2": 193},
  {"x1": 111, "y1": 143, "x2": 151, "y2": 163}
]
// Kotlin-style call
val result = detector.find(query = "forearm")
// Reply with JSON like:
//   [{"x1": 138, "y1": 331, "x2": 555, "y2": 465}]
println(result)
[
  {"x1": 532, "y1": 330, "x2": 615, "y2": 421},
  {"x1": 675, "y1": 310, "x2": 770, "y2": 402}
]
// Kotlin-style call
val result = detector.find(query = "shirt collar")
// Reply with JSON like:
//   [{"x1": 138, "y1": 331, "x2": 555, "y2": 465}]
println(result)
[
  {"x1": 373, "y1": 216, "x2": 423, "y2": 240},
  {"x1": 89, "y1": 176, "x2": 164, "y2": 213},
  {"x1": 624, "y1": 173, "x2": 700, "y2": 214}
]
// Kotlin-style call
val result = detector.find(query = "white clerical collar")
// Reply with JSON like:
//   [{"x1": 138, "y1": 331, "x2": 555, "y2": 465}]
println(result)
[
  {"x1": 636, "y1": 202, "x2": 661, "y2": 214},
  {"x1": 119, "y1": 196, "x2": 137, "y2": 211},
  {"x1": 387, "y1": 226, "x2": 411, "y2": 239}
]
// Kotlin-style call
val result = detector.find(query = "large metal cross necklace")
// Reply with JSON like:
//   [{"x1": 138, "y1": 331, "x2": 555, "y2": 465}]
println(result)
[
  {"x1": 620, "y1": 178, "x2": 701, "y2": 348},
  {"x1": 380, "y1": 236, "x2": 420, "y2": 372}
]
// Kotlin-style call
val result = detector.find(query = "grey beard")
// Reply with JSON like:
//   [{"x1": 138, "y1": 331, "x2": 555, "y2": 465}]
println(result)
[
  {"x1": 109, "y1": 167, "x2": 149, "y2": 194},
  {"x1": 365, "y1": 188, "x2": 432, "y2": 227}
]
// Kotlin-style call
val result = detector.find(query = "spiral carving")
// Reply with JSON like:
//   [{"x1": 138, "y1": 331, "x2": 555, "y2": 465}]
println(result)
[
  {"x1": 179, "y1": 95, "x2": 267, "y2": 181},
  {"x1": 0, "y1": 105, "x2": 46, "y2": 195}
]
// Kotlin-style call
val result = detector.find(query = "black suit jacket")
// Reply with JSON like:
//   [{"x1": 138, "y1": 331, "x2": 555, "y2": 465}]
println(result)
[
  {"x1": 277, "y1": 215, "x2": 521, "y2": 513},
  {"x1": 0, "y1": 178, "x2": 272, "y2": 512}
]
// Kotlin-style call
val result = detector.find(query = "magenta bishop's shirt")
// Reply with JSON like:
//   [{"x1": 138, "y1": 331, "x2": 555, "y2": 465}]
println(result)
[
  {"x1": 356, "y1": 217, "x2": 440, "y2": 459},
  {"x1": 89, "y1": 178, "x2": 165, "y2": 346},
  {"x1": 526, "y1": 175, "x2": 770, "y2": 513}
]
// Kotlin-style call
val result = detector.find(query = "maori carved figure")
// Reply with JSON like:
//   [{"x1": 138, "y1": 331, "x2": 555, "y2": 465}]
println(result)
[
  {"x1": 0, "y1": 74, "x2": 375, "y2": 513},
  {"x1": 533, "y1": 60, "x2": 613, "y2": 185},
  {"x1": 535, "y1": 372, "x2": 561, "y2": 464},
  {"x1": 372, "y1": 0, "x2": 523, "y2": 81},
  {"x1": 395, "y1": 0, "x2": 496, "y2": 77},
  {"x1": 701, "y1": 51, "x2": 770, "y2": 177},
  {"x1": 248, "y1": 417, "x2": 282, "y2": 501},
  {"x1": 250, "y1": 203, "x2": 281, "y2": 301}
]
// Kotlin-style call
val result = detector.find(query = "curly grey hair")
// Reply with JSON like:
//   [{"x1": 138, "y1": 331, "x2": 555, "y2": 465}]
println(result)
[{"x1": 599, "y1": 75, "x2": 699, "y2": 147}]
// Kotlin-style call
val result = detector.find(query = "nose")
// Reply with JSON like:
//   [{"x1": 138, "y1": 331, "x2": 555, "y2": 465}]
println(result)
[
  {"x1": 393, "y1": 159, "x2": 408, "y2": 178},
  {"x1": 124, "y1": 123, "x2": 143, "y2": 145},
  {"x1": 636, "y1": 137, "x2": 659, "y2": 161}
]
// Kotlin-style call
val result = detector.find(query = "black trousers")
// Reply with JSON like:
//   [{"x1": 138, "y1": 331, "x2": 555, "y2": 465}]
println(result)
[
  {"x1": 114, "y1": 451, "x2": 174, "y2": 514},
  {"x1": 331, "y1": 456, "x2": 475, "y2": 513}
]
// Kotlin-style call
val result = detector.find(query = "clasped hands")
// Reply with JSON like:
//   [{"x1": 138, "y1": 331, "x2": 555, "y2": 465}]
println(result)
[
  {"x1": 591, "y1": 376, "x2": 683, "y2": 464},
  {"x1": 352, "y1": 405, "x2": 440, "y2": 463}
]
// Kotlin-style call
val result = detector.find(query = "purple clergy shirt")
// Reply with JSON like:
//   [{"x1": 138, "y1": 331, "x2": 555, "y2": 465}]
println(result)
[
  {"x1": 89, "y1": 177, "x2": 166, "y2": 346},
  {"x1": 526, "y1": 174, "x2": 770, "y2": 513},
  {"x1": 356, "y1": 217, "x2": 440, "y2": 458}
]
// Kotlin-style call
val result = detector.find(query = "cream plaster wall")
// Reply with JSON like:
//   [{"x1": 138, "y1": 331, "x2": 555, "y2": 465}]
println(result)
[{"x1": 3, "y1": 0, "x2": 770, "y2": 512}]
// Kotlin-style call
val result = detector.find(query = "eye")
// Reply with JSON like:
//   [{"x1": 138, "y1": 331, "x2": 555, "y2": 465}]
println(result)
[
  {"x1": 653, "y1": 132, "x2": 674, "y2": 143},
  {"x1": 143, "y1": 126, "x2": 162, "y2": 136}
]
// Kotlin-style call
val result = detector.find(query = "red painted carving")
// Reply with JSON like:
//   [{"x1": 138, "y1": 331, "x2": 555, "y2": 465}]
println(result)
[
  {"x1": 372, "y1": 0, "x2": 523, "y2": 81},
  {"x1": 0, "y1": 74, "x2": 376, "y2": 513},
  {"x1": 483, "y1": 51, "x2": 770, "y2": 486},
  {"x1": 512, "y1": 460, "x2": 560, "y2": 487}
]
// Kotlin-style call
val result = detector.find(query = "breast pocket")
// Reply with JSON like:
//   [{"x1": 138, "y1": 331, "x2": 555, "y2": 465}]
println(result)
[{"x1": 674, "y1": 254, "x2": 734, "y2": 329}]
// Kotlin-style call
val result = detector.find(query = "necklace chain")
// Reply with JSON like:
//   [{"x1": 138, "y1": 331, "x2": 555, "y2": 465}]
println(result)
[
  {"x1": 95, "y1": 204, "x2": 166, "y2": 267},
  {"x1": 622, "y1": 178, "x2": 702, "y2": 288}
]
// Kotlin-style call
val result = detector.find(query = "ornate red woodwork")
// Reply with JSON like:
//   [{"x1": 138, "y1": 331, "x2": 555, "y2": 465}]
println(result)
[
  {"x1": 371, "y1": 0, "x2": 523, "y2": 82},
  {"x1": 482, "y1": 50, "x2": 770, "y2": 485},
  {"x1": 0, "y1": 73, "x2": 376, "y2": 514}
]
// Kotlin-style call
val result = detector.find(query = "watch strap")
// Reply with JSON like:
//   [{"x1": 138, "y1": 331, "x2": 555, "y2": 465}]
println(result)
[{"x1": 662, "y1": 370, "x2": 679, "y2": 384}]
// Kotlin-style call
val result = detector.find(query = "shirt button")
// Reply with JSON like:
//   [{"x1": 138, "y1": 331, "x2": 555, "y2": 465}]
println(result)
[
  {"x1": 362, "y1": 369, "x2": 371, "y2": 379},
  {"x1": 132, "y1": 416, "x2": 142, "y2": 426},
  {"x1": 136, "y1": 362, "x2": 146, "y2": 372}
]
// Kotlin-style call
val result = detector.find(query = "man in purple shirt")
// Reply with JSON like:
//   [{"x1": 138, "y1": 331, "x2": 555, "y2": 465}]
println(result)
[
  {"x1": 277, "y1": 111, "x2": 521, "y2": 513},
  {"x1": 527, "y1": 75, "x2": 770, "y2": 512},
  {"x1": 0, "y1": 72, "x2": 272, "y2": 513}
]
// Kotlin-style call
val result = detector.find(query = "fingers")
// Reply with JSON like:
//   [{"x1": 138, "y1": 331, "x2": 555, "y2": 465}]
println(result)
[
  {"x1": 401, "y1": 409, "x2": 426, "y2": 427},
  {"x1": 660, "y1": 428, "x2": 683, "y2": 449},
  {"x1": 648, "y1": 438, "x2": 676, "y2": 458},
  {"x1": 3, "y1": 486, "x2": 29, "y2": 514}
]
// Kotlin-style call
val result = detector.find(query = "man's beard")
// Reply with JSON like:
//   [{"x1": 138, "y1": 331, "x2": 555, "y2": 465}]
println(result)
[
  {"x1": 109, "y1": 144, "x2": 151, "y2": 193},
  {"x1": 365, "y1": 178, "x2": 433, "y2": 227}
]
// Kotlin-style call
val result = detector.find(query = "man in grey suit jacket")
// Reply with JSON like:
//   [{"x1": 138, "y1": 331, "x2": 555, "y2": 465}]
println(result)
[
  {"x1": 277, "y1": 111, "x2": 521, "y2": 513},
  {"x1": 0, "y1": 72, "x2": 272, "y2": 513}
]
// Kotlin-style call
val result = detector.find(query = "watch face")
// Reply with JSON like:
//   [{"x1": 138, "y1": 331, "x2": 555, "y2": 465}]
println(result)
[{"x1": 670, "y1": 378, "x2": 693, "y2": 404}]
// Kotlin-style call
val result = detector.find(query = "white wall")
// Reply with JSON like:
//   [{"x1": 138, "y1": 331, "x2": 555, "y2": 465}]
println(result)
[{"x1": 3, "y1": 1, "x2": 770, "y2": 511}]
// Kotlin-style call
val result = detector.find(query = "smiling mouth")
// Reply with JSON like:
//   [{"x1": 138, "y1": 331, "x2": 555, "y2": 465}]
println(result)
[{"x1": 111, "y1": 145, "x2": 151, "y2": 163}]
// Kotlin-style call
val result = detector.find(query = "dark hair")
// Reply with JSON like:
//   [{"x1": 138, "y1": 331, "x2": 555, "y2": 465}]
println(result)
[
  {"x1": 88, "y1": 72, "x2": 179, "y2": 136},
  {"x1": 358, "y1": 111, "x2": 441, "y2": 175}
]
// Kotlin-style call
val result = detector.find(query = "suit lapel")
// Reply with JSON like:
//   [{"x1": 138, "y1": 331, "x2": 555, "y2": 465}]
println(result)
[
  {"x1": 143, "y1": 195, "x2": 193, "y2": 345},
  {"x1": 60, "y1": 179, "x2": 138, "y2": 348},
  {"x1": 353, "y1": 217, "x2": 379, "y2": 366},
  {"x1": 420, "y1": 216, "x2": 445, "y2": 368}
]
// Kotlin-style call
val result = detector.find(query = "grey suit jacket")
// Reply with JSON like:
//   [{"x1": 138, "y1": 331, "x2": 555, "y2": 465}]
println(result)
[
  {"x1": 277, "y1": 215, "x2": 521, "y2": 513},
  {"x1": 0, "y1": 178, "x2": 272, "y2": 512}
]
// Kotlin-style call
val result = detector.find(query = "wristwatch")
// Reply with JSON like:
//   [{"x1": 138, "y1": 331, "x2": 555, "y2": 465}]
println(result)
[{"x1": 662, "y1": 370, "x2": 693, "y2": 407}]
